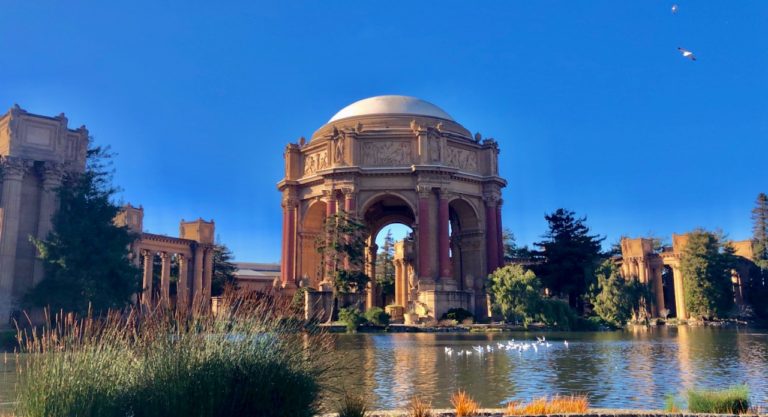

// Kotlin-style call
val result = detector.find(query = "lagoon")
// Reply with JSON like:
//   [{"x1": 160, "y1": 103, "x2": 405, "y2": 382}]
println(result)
[{"x1": 2, "y1": 327, "x2": 767, "y2": 413}]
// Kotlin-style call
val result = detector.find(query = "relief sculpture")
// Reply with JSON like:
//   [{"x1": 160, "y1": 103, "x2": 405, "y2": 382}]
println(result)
[
  {"x1": 445, "y1": 147, "x2": 477, "y2": 172},
  {"x1": 303, "y1": 150, "x2": 329, "y2": 175},
  {"x1": 362, "y1": 141, "x2": 411, "y2": 166}
]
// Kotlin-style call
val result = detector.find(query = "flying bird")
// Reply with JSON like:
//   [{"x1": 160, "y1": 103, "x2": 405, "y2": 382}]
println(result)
[
  {"x1": 671, "y1": 4, "x2": 678, "y2": 14},
  {"x1": 677, "y1": 47, "x2": 696, "y2": 61}
]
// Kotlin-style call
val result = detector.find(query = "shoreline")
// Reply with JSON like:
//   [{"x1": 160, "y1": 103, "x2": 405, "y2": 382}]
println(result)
[{"x1": 317, "y1": 409, "x2": 766, "y2": 417}]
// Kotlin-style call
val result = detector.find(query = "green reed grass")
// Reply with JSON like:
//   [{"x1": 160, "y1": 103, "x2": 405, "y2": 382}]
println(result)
[
  {"x1": 14, "y1": 294, "x2": 337, "y2": 417},
  {"x1": 686, "y1": 385, "x2": 750, "y2": 414}
]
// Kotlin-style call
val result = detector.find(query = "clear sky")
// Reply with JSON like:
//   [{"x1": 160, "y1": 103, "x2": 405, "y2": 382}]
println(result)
[{"x1": 1, "y1": 1, "x2": 766, "y2": 261}]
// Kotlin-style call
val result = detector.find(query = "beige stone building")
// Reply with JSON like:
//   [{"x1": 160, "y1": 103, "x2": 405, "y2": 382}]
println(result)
[
  {"x1": 115, "y1": 204, "x2": 215, "y2": 309},
  {"x1": 619, "y1": 234, "x2": 756, "y2": 319},
  {"x1": 0, "y1": 105, "x2": 88, "y2": 328},
  {"x1": 278, "y1": 96, "x2": 507, "y2": 320}
]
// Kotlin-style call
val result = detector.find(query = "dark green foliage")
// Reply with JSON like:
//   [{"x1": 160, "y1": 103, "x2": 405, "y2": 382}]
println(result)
[
  {"x1": 752, "y1": 193, "x2": 768, "y2": 271},
  {"x1": 1, "y1": 330, "x2": 16, "y2": 351},
  {"x1": 489, "y1": 264, "x2": 541, "y2": 324},
  {"x1": 533, "y1": 209, "x2": 604, "y2": 313},
  {"x1": 687, "y1": 385, "x2": 750, "y2": 414},
  {"x1": 364, "y1": 307, "x2": 390, "y2": 326},
  {"x1": 210, "y1": 243, "x2": 238, "y2": 296},
  {"x1": 680, "y1": 230, "x2": 736, "y2": 319},
  {"x1": 441, "y1": 308, "x2": 474, "y2": 323},
  {"x1": 291, "y1": 287, "x2": 312, "y2": 314},
  {"x1": 339, "y1": 307, "x2": 365, "y2": 332},
  {"x1": 26, "y1": 146, "x2": 140, "y2": 314},
  {"x1": 538, "y1": 299, "x2": 578, "y2": 330},
  {"x1": 376, "y1": 230, "x2": 396, "y2": 304},
  {"x1": 591, "y1": 259, "x2": 647, "y2": 327}
]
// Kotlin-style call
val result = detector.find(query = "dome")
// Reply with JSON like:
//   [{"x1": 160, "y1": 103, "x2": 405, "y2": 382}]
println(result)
[{"x1": 328, "y1": 95, "x2": 454, "y2": 123}]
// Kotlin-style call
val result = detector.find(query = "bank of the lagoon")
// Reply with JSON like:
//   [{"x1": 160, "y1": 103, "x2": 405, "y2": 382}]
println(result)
[
  {"x1": 318, "y1": 411, "x2": 766, "y2": 417},
  {"x1": 1, "y1": 327, "x2": 767, "y2": 414}
]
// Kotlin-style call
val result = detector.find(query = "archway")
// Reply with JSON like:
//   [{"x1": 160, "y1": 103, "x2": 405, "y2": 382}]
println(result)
[
  {"x1": 298, "y1": 200, "x2": 327, "y2": 288},
  {"x1": 363, "y1": 194, "x2": 416, "y2": 309},
  {"x1": 662, "y1": 265, "x2": 677, "y2": 318}
]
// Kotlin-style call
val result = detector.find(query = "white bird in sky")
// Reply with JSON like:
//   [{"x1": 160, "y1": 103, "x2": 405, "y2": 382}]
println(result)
[
  {"x1": 671, "y1": 4, "x2": 679, "y2": 14},
  {"x1": 677, "y1": 47, "x2": 696, "y2": 61}
]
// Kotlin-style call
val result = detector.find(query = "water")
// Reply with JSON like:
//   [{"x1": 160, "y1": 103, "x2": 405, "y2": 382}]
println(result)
[
  {"x1": 1, "y1": 327, "x2": 766, "y2": 412},
  {"x1": 326, "y1": 327, "x2": 768, "y2": 410}
]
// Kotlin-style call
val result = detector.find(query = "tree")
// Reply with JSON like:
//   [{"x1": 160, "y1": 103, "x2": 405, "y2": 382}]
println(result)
[
  {"x1": 489, "y1": 264, "x2": 542, "y2": 325},
  {"x1": 375, "y1": 230, "x2": 395, "y2": 305},
  {"x1": 591, "y1": 259, "x2": 646, "y2": 327},
  {"x1": 752, "y1": 193, "x2": 768, "y2": 271},
  {"x1": 533, "y1": 208, "x2": 604, "y2": 313},
  {"x1": 211, "y1": 243, "x2": 238, "y2": 296},
  {"x1": 316, "y1": 212, "x2": 370, "y2": 320},
  {"x1": 26, "y1": 146, "x2": 140, "y2": 314},
  {"x1": 679, "y1": 230, "x2": 735, "y2": 319},
  {"x1": 502, "y1": 228, "x2": 517, "y2": 263}
]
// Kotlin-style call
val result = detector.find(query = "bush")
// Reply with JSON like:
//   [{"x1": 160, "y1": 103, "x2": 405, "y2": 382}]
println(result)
[
  {"x1": 15, "y1": 296, "x2": 335, "y2": 417},
  {"x1": 364, "y1": 307, "x2": 390, "y2": 326},
  {"x1": 687, "y1": 385, "x2": 750, "y2": 414},
  {"x1": 1, "y1": 330, "x2": 17, "y2": 351},
  {"x1": 442, "y1": 308, "x2": 473, "y2": 323},
  {"x1": 408, "y1": 396, "x2": 433, "y2": 417},
  {"x1": 505, "y1": 395, "x2": 589, "y2": 415},
  {"x1": 339, "y1": 307, "x2": 366, "y2": 332},
  {"x1": 336, "y1": 392, "x2": 368, "y2": 417},
  {"x1": 451, "y1": 390, "x2": 479, "y2": 417},
  {"x1": 538, "y1": 299, "x2": 578, "y2": 330}
]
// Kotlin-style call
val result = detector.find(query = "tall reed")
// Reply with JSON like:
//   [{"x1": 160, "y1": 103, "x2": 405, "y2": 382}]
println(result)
[
  {"x1": 686, "y1": 385, "x2": 750, "y2": 414},
  {"x1": 504, "y1": 395, "x2": 589, "y2": 415},
  {"x1": 14, "y1": 293, "x2": 337, "y2": 417}
]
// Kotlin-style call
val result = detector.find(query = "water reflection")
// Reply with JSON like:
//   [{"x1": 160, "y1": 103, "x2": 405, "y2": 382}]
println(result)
[
  {"x1": 1, "y1": 328, "x2": 766, "y2": 412},
  {"x1": 326, "y1": 328, "x2": 768, "y2": 410}
]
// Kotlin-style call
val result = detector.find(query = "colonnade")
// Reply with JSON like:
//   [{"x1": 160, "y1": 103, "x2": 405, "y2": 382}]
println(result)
[{"x1": 134, "y1": 243, "x2": 214, "y2": 309}]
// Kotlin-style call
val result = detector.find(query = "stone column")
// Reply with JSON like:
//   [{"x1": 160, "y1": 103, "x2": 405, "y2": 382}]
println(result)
[
  {"x1": 485, "y1": 198, "x2": 499, "y2": 274},
  {"x1": 437, "y1": 190, "x2": 451, "y2": 280},
  {"x1": 343, "y1": 189, "x2": 356, "y2": 215},
  {"x1": 160, "y1": 252, "x2": 171, "y2": 307},
  {"x1": 394, "y1": 260, "x2": 403, "y2": 306},
  {"x1": 326, "y1": 193, "x2": 336, "y2": 217},
  {"x1": 32, "y1": 162, "x2": 64, "y2": 285},
  {"x1": 177, "y1": 254, "x2": 189, "y2": 309},
  {"x1": 417, "y1": 187, "x2": 433, "y2": 281},
  {"x1": 0, "y1": 157, "x2": 28, "y2": 324},
  {"x1": 653, "y1": 267, "x2": 665, "y2": 316},
  {"x1": 204, "y1": 246, "x2": 214, "y2": 300},
  {"x1": 672, "y1": 265, "x2": 687, "y2": 319},
  {"x1": 366, "y1": 244, "x2": 378, "y2": 309},
  {"x1": 496, "y1": 203, "x2": 504, "y2": 266},
  {"x1": 193, "y1": 245, "x2": 204, "y2": 305},
  {"x1": 281, "y1": 197, "x2": 297, "y2": 287},
  {"x1": 141, "y1": 250, "x2": 154, "y2": 306}
]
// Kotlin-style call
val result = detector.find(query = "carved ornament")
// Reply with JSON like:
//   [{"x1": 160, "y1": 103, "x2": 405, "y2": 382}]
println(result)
[{"x1": 362, "y1": 141, "x2": 411, "y2": 166}]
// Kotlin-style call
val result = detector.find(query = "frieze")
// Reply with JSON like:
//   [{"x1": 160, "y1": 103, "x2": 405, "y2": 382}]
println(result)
[
  {"x1": 445, "y1": 146, "x2": 477, "y2": 172},
  {"x1": 303, "y1": 150, "x2": 329, "y2": 175},
  {"x1": 362, "y1": 141, "x2": 411, "y2": 166}
]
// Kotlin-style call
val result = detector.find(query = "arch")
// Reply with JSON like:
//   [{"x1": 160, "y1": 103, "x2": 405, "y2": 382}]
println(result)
[
  {"x1": 360, "y1": 191, "x2": 417, "y2": 221},
  {"x1": 448, "y1": 197, "x2": 480, "y2": 232},
  {"x1": 298, "y1": 200, "x2": 327, "y2": 287},
  {"x1": 448, "y1": 197, "x2": 483, "y2": 293},
  {"x1": 661, "y1": 265, "x2": 677, "y2": 318},
  {"x1": 362, "y1": 192, "x2": 417, "y2": 235}
]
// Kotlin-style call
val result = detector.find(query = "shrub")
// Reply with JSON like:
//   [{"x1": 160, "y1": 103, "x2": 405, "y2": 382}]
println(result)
[
  {"x1": 1, "y1": 330, "x2": 17, "y2": 351},
  {"x1": 505, "y1": 395, "x2": 589, "y2": 415},
  {"x1": 336, "y1": 392, "x2": 368, "y2": 417},
  {"x1": 15, "y1": 296, "x2": 335, "y2": 417},
  {"x1": 339, "y1": 307, "x2": 366, "y2": 332},
  {"x1": 451, "y1": 390, "x2": 479, "y2": 417},
  {"x1": 408, "y1": 396, "x2": 433, "y2": 417},
  {"x1": 687, "y1": 385, "x2": 750, "y2": 414},
  {"x1": 364, "y1": 307, "x2": 390, "y2": 326},
  {"x1": 538, "y1": 299, "x2": 578, "y2": 330},
  {"x1": 442, "y1": 308, "x2": 473, "y2": 323}
]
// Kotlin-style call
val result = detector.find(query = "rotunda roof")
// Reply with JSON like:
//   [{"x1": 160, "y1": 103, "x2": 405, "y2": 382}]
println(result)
[{"x1": 328, "y1": 95, "x2": 454, "y2": 123}]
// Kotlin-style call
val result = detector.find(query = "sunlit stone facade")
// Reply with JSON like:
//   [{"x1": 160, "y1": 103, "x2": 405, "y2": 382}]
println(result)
[{"x1": 278, "y1": 96, "x2": 507, "y2": 320}]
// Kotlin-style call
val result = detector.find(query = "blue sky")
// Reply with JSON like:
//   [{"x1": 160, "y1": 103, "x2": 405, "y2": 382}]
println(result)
[{"x1": 1, "y1": 1, "x2": 766, "y2": 261}]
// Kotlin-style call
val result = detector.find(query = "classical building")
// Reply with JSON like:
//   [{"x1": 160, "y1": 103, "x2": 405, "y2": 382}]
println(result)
[
  {"x1": 115, "y1": 204, "x2": 215, "y2": 309},
  {"x1": 0, "y1": 105, "x2": 89, "y2": 327},
  {"x1": 233, "y1": 262, "x2": 281, "y2": 293},
  {"x1": 619, "y1": 234, "x2": 756, "y2": 319},
  {"x1": 278, "y1": 95, "x2": 507, "y2": 320}
]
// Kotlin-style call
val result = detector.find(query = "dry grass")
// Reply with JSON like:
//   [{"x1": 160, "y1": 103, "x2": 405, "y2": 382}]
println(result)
[
  {"x1": 336, "y1": 392, "x2": 368, "y2": 417},
  {"x1": 451, "y1": 390, "x2": 479, "y2": 417},
  {"x1": 407, "y1": 395, "x2": 433, "y2": 417},
  {"x1": 505, "y1": 395, "x2": 589, "y2": 415}
]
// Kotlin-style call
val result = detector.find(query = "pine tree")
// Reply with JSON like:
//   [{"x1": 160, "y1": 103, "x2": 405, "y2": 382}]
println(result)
[
  {"x1": 679, "y1": 230, "x2": 735, "y2": 319},
  {"x1": 316, "y1": 212, "x2": 370, "y2": 320},
  {"x1": 26, "y1": 146, "x2": 140, "y2": 314},
  {"x1": 752, "y1": 193, "x2": 768, "y2": 270},
  {"x1": 533, "y1": 208, "x2": 604, "y2": 313},
  {"x1": 375, "y1": 230, "x2": 395, "y2": 305},
  {"x1": 211, "y1": 243, "x2": 238, "y2": 296}
]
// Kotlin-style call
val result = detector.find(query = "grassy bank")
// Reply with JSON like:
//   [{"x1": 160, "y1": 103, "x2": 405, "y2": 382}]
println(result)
[{"x1": 13, "y1": 295, "x2": 339, "y2": 417}]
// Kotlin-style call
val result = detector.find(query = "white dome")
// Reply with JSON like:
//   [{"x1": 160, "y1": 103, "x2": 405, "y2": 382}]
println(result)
[{"x1": 328, "y1": 95, "x2": 454, "y2": 123}]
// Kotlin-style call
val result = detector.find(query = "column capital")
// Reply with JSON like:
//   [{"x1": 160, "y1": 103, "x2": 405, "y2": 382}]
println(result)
[
  {"x1": 0, "y1": 156, "x2": 31, "y2": 181},
  {"x1": 159, "y1": 251, "x2": 170, "y2": 260},
  {"x1": 282, "y1": 196, "x2": 299, "y2": 208},
  {"x1": 39, "y1": 161, "x2": 65, "y2": 188},
  {"x1": 416, "y1": 185, "x2": 433, "y2": 198},
  {"x1": 140, "y1": 249, "x2": 152, "y2": 258},
  {"x1": 438, "y1": 188, "x2": 455, "y2": 200}
]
